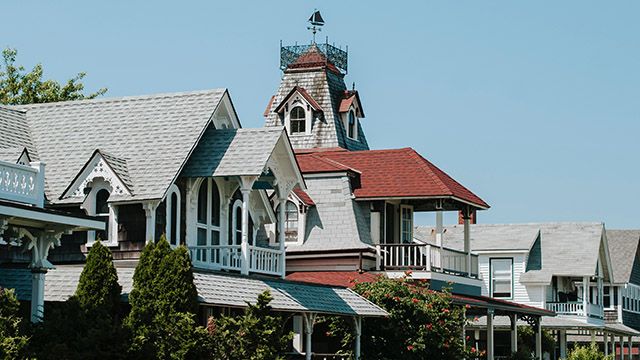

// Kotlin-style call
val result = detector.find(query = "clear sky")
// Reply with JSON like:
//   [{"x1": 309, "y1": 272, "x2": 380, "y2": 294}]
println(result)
[{"x1": 2, "y1": 1, "x2": 639, "y2": 228}]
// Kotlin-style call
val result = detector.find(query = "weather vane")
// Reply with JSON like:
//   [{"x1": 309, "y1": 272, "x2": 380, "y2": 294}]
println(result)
[{"x1": 307, "y1": 10, "x2": 325, "y2": 44}]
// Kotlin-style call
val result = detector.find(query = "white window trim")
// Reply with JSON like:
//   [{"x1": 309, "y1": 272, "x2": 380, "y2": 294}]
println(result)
[
  {"x1": 196, "y1": 178, "x2": 222, "y2": 246},
  {"x1": 284, "y1": 97, "x2": 312, "y2": 136},
  {"x1": 343, "y1": 108, "x2": 359, "y2": 141},
  {"x1": 489, "y1": 258, "x2": 514, "y2": 300},
  {"x1": 400, "y1": 205, "x2": 413, "y2": 243},
  {"x1": 231, "y1": 199, "x2": 243, "y2": 246},
  {"x1": 166, "y1": 184, "x2": 182, "y2": 247},
  {"x1": 83, "y1": 182, "x2": 118, "y2": 247}
]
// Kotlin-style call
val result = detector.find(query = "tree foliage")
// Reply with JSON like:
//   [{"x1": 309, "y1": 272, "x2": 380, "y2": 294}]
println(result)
[
  {"x1": 326, "y1": 274, "x2": 471, "y2": 360},
  {"x1": 564, "y1": 343, "x2": 612, "y2": 360},
  {"x1": 0, "y1": 288, "x2": 29, "y2": 360},
  {"x1": 0, "y1": 47, "x2": 107, "y2": 105},
  {"x1": 29, "y1": 241, "x2": 127, "y2": 360},
  {"x1": 208, "y1": 290, "x2": 293, "y2": 360},
  {"x1": 125, "y1": 236, "x2": 211, "y2": 360}
]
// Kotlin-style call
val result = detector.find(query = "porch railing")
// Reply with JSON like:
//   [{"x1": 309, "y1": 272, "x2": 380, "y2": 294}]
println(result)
[
  {"x1": 189, "y1": 244, "x2": 284, "y2": 277},
  {"x1": 0, "y1": 160, "x2": 45, "y2": 207},
  {"x1": 545, "y1": 301, "x2": 604, "y2": 319},
  {"x1": 376, "y1": 243, "x2": 479, "y2": 277}
]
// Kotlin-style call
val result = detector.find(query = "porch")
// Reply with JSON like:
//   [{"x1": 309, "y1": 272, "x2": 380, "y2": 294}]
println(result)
[
  {"x1": 375, "y1": 242, "x2": 479, "y2": 277},
  {"x1": 545, "y1": 275, "x2": 605, "y2": 320}
]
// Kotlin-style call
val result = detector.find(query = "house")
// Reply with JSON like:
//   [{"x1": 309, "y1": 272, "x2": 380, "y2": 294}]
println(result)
[
  {"x1": 414, "y1": 223, "x2": 640, "y2": 359},
  {"x1": 0, "y1": 89, "x2": 387, "y2": 359}
]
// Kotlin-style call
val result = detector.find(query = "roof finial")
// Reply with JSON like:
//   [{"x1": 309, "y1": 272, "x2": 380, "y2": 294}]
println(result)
[{"x1": 307, "y1": 10, "x2": 325, "y2": 44}]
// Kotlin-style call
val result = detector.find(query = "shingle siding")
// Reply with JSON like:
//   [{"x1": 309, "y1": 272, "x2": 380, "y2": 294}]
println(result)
[{"x1": 622, "y1": 311, "x2": 640, "y2": 332}]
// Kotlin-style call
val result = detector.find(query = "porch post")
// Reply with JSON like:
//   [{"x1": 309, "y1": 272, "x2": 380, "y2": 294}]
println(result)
[
  {"x1": 605, "y1": 332, "x2": 609, "y2": 356},
  {"x1": 463, "y1": 208, "x2": 472, "y2": 277},
  {"x1": 620, "y1": 335, "x2": 625, "y2": 360},
  {"x1": 611, "y1": 334, "x2": 616, "y2": 359},
  {"x1": 583, "y1": 276, "x2": 589, "y2": 316},
  {"x1": 240, "y1": 187, "x2": 251, "y2": 275},
  {"x1": 590, "y1": 329, "x2": 596, "y2": 344},
  {"x1": 30, "y1": 269, "x2": 46, "y2": 323},
  {"x1": 436, "y1": 211, "x2": 444, "y2": 270},
  {"x1": 487, "y1": 308, "x2": 495, "y2": 360},
  {"x1": 277, "y1": 197, "x2": 287, "y2": 279},
  {"x1": 510, "y1": 313, "x2": 518, "y2": 354},
  {"x1": 143, "y1": 201, "x2": 158, "y2": 243},
  {"x1": 354, "y1": 316, "x2": 362, "y2": 360},
  {"x1": 535, "y1": 318, "x2": 542, "y2": 360},
  {"x1": 559, "y1": 329, "x2": 567, "y2": 359},
  {"x1": 303, "y1": 313, "x2": 317, "y2": 360},
  {"x1": 628, "y1": 336, "x2": 633, "y2": 360}
]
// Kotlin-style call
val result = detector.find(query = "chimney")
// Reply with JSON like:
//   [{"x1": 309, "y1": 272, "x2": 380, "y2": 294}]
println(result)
[{"x1": 458, "y1": 210, "x2": 477, "y2": 225}]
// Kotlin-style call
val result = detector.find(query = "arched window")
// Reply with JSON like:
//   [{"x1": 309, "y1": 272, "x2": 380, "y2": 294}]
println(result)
[
  {"x1": 166, "y1": 185, "x2": 181, "y2": 246},
  {"x1": 347, "y1": 110, "x2": 357, "y2": 139},
  {"x1": 196, "y1": 179, "x2": 220, "y2": 249},
  {"x1": 289, "y1": 106, "x2": 306, "y2": 134},
  {"x1": 95, "y1": 189, "x2": 110, "y2": 241},
  {"x1": 277, "y1": 201, "x2": 299, "y2": 243}
]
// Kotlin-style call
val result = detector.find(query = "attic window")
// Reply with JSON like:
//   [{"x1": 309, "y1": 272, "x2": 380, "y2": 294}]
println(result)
[
  {"x1": 289, "y1": 106, "x2": 306, "y2": 134},
  {"x1": 94, "y1": 188, "x2": 110, "y2": 242},
  {"x1": 347, "y1": 110, "x2": 357, "y2": 139}
]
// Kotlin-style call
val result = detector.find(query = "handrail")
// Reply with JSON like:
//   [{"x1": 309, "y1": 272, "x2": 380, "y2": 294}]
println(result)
[
  {"x1": 189, "y1": 244, "x2": 284, "y2": 277},
  {"x1": 0, "y1": 160, "x2": 45, "y2": 207},
  {"x1": 376, "y1": 243, "x2": 479, "y2": 277}
]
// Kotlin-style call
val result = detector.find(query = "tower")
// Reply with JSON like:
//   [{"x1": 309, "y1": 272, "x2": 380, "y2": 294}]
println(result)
[{"x1": 263, "y1": 11, "x2": 369, "y2": 151}]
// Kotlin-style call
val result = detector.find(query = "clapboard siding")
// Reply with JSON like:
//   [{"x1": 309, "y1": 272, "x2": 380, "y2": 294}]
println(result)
[{"x1": 478, "y1": 252, "x2": 536, "y2": 305}]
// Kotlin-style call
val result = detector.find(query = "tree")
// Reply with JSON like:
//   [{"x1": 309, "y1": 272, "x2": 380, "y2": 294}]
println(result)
[
  {"x1": 564, "y1": 343, "x2": 612, "y2": 360},
  {"x1": 125, "y1": 236, "x2": 212, "y2": 360},
  {"x1": 0, "y1": 288, "x2": 29, "y2": 360},
  {"x1": 208, "y1": 291, "x2": 293, "y2": 360},
  {"x1": 0, "y1": 47, "x2": 107, "y2": 105},
  {"x1": 29, "y1": 240, "x2": 127, "y2": 360},
  {"x1": 326, "y1": 274, "x2": 471, "y2": 360}
]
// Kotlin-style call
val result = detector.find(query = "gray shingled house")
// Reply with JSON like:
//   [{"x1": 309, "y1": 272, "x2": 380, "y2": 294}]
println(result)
[{"x1": 0, "y1": 88, "x2": 388, "y2": 359}]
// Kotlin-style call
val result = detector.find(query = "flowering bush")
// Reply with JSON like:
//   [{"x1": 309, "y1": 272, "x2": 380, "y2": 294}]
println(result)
[
  {"x1": 565, "y1": 343, "x2": 612, "y2": 360},
  {"x1": 326, "y1": 273, "x2": 474, "y2": 360}
]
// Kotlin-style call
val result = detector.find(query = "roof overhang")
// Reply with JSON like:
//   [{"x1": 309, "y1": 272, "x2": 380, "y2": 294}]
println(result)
[
  {"x1": 0, "y1": 200, "x2": 105, "y2": 231},
  {"x1": 353, "y1": 195, "x2": 490, "y2": 211}
]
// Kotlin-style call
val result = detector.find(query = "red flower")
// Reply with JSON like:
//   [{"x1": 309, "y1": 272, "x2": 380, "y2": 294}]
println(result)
[
  {"x1": 412, "y1": 298, "x2": 419, "y2": 304},
  {"x1": 443, "y1": 308, "x2": 450, "y2": 313},
  {"x1": 407, "y1": 345, "x2": 414, "y2": 351},
  {"x1": 425, "y1": 323, "x2": 433, "y2": 330}
]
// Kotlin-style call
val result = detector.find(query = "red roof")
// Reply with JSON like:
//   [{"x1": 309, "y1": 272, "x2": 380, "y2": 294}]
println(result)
[
  {"x1": 286, "y1": 271, "x2": 381, "y2": 288},
  {"x1": 295, "y1": 148, "x2": 489, "y2": 209},
  {"x1": 273, "y1": 86, "x2": 323, "y2": 114},
  {"x1": 338, "y1": 90, "x2": 365, "y2": 117},
  {"x1": 293, "y1": 187, "x2": 315, "y2": 206},
  {"x1": 263, "y1": 95, "x2": 275, "y2": 117},
  {"x1": 287, "y1": 46, "x2": 340, "y2": 74}
]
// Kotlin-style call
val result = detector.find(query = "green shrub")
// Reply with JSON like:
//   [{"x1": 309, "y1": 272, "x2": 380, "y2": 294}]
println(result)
[
  {"x1": 565, "y1": 343, "x2": 612, "y2": 360},
  {"x1": 0, "y1": 288, "x2": 29, "y2": 360},
  {"x1": 208, "y1": 290, "x2": 293, "y2": 360}
]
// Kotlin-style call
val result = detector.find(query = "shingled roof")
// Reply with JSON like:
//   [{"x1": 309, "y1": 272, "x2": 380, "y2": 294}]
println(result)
[
  {"x1": 2, "y1": 89, "x2": 227, "y2": 204},
  {"x1": 296, "y1": 147, "x2": 489, "y2": 209},
  {"x1": 607, "y1": 230, "x2": 640, "y2": 284}
]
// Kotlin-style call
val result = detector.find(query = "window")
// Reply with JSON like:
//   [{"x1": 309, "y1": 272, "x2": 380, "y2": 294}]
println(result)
[
  {"x1": 347, "y1": 110, "x2": 357, "y2": 139},
  {"x1": 603, "y1": 286, "x2": 611, "y2": 308},
  {"x1": 196, "y1": 179, "x2": 220, "y2": 253},
  {"x1": 490, "y1": 258, "x2": 513, "y2": 299},
  {"x1": 289, "y1": 106, "x2": 306, "y2": 134},
  {"x1": 95, "y1": 189, "x2": 110, "y2": 241},
  {"x1": 277, "y1": 201, "x2": 299, "y2": 243},
  {"x1": 400, "y1": 206, "x2": 413, "y2": 243},
  {"x1": 231, "y1": 197, "x2": 253, "y2": 246},
  {"x1": 166, "y1": 185, "x2": 181, "y2": 246}
]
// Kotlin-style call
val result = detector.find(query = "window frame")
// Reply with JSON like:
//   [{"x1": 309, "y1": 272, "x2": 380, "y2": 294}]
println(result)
[
  {"x1": 166, "y1": 184, "x2": 181, "y2": 247},
  {"x1": 277, "y1": 200, "x2": 299, "y2": 243},
  {"x1": 288, "y1": 106, "x2": 307, "y2": 135},
  {"x1": 346, "y1": 109, "x2": 358, "y2": 140},
  {"x1": 490, "y1": 257, "x2": 514, "y2": 299},
  {"x1": 400, "y1": 205, "x2": 413, "y2": 243},
  {"x1": 196, "y1": 178, "x2": 221, "y2": 248}
]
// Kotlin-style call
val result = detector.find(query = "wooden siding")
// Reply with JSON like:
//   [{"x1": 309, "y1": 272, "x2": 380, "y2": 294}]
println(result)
[{"x1": 479, "y1": 252, "x2": 545, "y2": 308}]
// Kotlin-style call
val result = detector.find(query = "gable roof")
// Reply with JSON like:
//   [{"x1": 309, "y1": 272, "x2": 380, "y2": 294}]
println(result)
[
  {"x1": 273, "y1": 86, "x2": 323, "y2": 113},
  {"x1": 607, "y1": 230, "x2": 640, "y2": 284},
  {"x1": 338, "y1": 90, "x2": 365, "y2": 117},
  {"x1": 0, "y1": 107, "x2": 37, "y2": 157},
  {"x1": 4, "y1": 89, "x2": 226, "y2": 204},
  {"x1": 0, "y1": 146, "x2": 29, "y2": 163},
  {"x1": 181, "y1": 127, "x2": 287, "y2": 177},
  {"x1": 296, "y1": 147, "x2": 489, "y2": 209},
  {"x1": 415, "y1": 223, "x2": 540, "y2": 252},
  {"x1": 292, "y1": 187, "x2": 315, "y2": 206},
  {"x1": 60, "y1": 149, "x2": 134, "y2": 199}
]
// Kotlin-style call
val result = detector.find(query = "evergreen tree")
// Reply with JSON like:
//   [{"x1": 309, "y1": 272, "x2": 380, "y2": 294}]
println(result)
[
  {"x1": 0, "y1": 288, "x2": 29, "y2": 360},
  {"x1": 75, "y1": 240, "x2": 122, "y2": 317},
  {"x1": 208, "y1": 291, "x2": 293, "y2": 360},
  {"x1": 126, "y1": 235, "x2": 212, "y2": 359}
]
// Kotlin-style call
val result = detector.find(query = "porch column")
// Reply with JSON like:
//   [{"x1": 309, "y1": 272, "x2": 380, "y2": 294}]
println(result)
[
  {"x1": 487, "y1": 308, "x2": 495, "y2": 360},
  {"x1": 559, "y1": 329, "x2": 567, "y2": 359},
  {"x1": 535, "y1": 318, "x2": 542, "y2": 360},
  {"x1": 277, "y1": 197, "x2": 287, "y2": 279},
  {"x1": 143, "y1": 201, "x2": 158, "y2": 243},
  {"x1": 510, "y1": 313, "x2": 518, "y2": 353},
  {"x1": 30, "y1": 269, "x2": 46, "y2": 322},
  {"x1": 354, "y1": 316, "x2": 362, "y2": 360},
  {"x1": 239, "y1": 176, "x2": 256, "y2": 276},
  {"x1": 620, "y1": 335, "x2": 625, "y2": 360},
  {"x1": 591, "y1": 330, "x2": 596, "y2": 344},
  {"x1": 628, "y1": 336, "x2": 633, "y2": 360},
  {"x1": 583, "y1": 276, "x2": 589, "y2": 316},
  {"x1": 611, "y1": 334, "x2": 616, "y2": 359},
  {"x1": 463, "y1": 208, "x2": 472, "y2": 277},
  {"x1": 303, "y1": 313, "x2": 317, "y2": 360},
  {"x1": 605, "y1": 332, "x2": 609, "y2": 356},
  {"x1": 436, "y1": 211, "x2": 444, "y2": 270}
]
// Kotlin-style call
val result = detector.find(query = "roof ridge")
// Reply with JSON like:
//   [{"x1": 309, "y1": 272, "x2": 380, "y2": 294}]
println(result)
[{"x1": 12, "y1": 88, "x2": 227, "y2": 109}]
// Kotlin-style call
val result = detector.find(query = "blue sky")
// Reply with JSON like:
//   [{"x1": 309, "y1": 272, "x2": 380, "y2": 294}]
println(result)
[{"x1": 2, "y1": 1, "x2": 639, "y2": 228}]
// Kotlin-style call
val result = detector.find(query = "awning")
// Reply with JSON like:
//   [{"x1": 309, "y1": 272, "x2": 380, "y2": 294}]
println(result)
[
  {"x1": 0, "y1": 266, "x2": 387, "y2": 318},
  {"x1": 453, "y1": 294, "x2": 555, "y2": 318}
]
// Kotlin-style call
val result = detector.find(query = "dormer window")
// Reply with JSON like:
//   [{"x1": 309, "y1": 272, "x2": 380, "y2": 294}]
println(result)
[
  {"x1": 347, "y1": 110, "x2": 357, "y2": 140},
  {"x1": 95, "y1": 189, "x2": 110, "y2": 240},
  {"x1": 290, "y1": 106, "x2": 307, "y2": 134}
]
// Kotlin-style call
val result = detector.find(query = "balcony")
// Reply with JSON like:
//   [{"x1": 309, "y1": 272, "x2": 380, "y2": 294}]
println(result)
[
  {"x1": 0, "y1": 160, "x2": 45, "y2": 207},
  {"x1": 189, "y1": 244, "x2": 284, "y2": 277},
  {"x1": 375, "y1": 243, "x2": 479, "y2": 278},
  {"x1": 545, "y1": 301, "x2": 604, "y2": 319}
]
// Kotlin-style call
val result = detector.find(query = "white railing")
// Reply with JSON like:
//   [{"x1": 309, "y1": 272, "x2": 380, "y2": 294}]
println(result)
[
  {"x1": 249, "y1": 245, "x2": 283, "y2": 276},
  {"x1": 545, "y1": 301, "x2": 604, "y2": 319},
  {"x1": 189, "y1": 245, "x2": 243, "y2": 272},
  {"x1": 0, "y1": 161, "x2": 45, "y2": 207},
  {"x1": 376, "y1": 243, "x2": 479, "y2": 277},
  {"x1": 189, "y1": 244, "x2": 284, "y2": 277}
]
